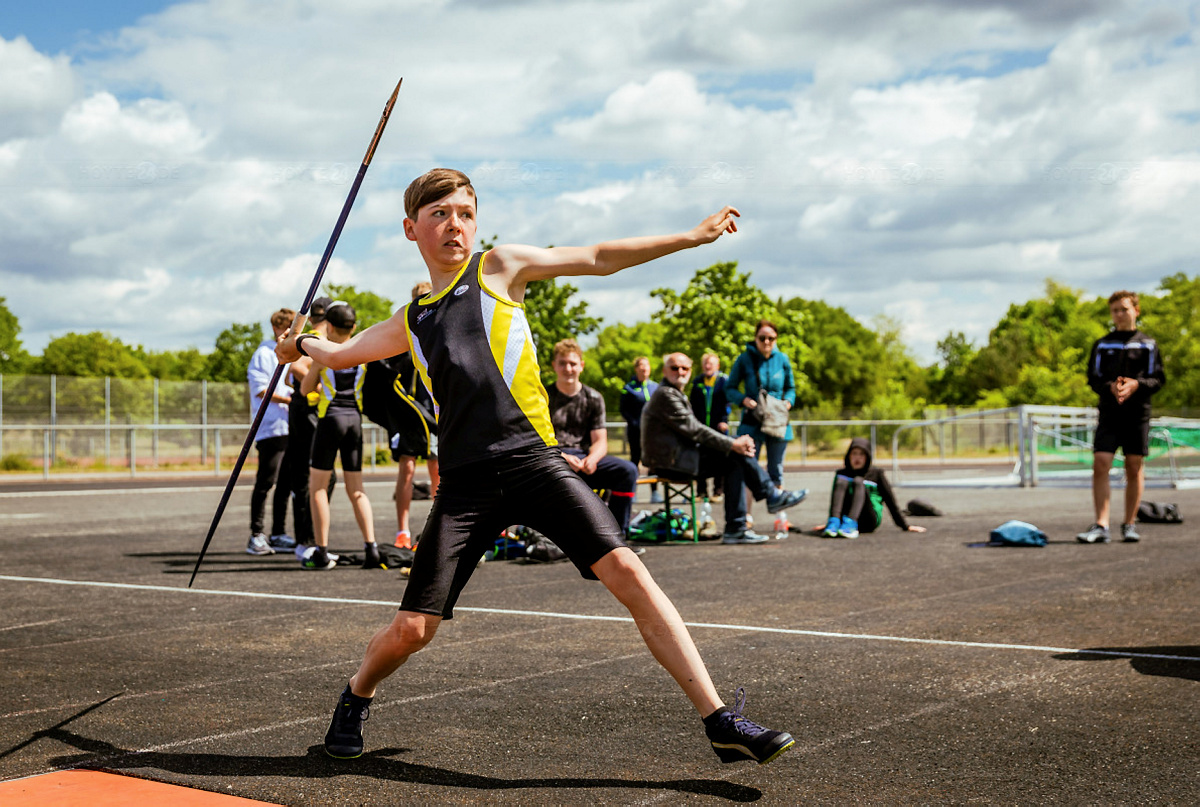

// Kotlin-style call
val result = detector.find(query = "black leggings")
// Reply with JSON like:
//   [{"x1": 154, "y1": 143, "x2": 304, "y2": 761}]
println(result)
[{"x1": 829, "y1": 474, "x2": 880, "y2": 534}]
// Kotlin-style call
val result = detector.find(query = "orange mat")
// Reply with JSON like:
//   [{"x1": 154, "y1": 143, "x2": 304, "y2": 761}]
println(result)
[{"x1": 0, "y1": 769, "x2": 278, "y2": 806}]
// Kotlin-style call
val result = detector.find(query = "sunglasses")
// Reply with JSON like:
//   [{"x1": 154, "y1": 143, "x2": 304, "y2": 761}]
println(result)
[
  {"x1": 757, "y1": 334, "x2": 777, "y2": 343},
  {"x1": 666, "y1": 364, "x2": 692, "y2": 371}
]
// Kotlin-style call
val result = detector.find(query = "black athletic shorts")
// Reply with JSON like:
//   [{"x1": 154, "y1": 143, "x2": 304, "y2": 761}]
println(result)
[
  {"x1": 400, "y1": 444, "x2": 628, "y2": 619},
  {"x1": 311, "y1": 409, "x2": 364, "y2": 472},
  {"x1": 1093, "y1": 412, "x2": 1150, "y2": 457}
]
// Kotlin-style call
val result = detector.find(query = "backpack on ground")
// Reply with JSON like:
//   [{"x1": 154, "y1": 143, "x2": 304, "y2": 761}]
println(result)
[
  {"x1": 524, "y1": 531, "x2": 568, "y2": 563},
  {"x1": 1137, "y1": 501, "x2": 1183, "y2": 524},
  {"x1": 627, "y1": 509, "x2": 692, "y2": 543},
  {"x1": 904, "y1": 498, "x2": 944, "y2": 517},
  {"x1": 988, "y1": 520, "x2": 1047, "y2": 547}
]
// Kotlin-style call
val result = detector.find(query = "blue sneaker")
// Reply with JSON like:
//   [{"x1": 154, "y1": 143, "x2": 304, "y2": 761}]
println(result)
[
  {"x1": 822, "y1": 517, "x2": 840, "y2": 538},
  {"x1": 838, "y1": 516, "x2": 859, "y2": 539},
  {"x1": 268, "y1": 533, "x2": 297, "y2": 550},
  {"x1": 705, "y1": 688, "x2": 795, "y2": 765}
]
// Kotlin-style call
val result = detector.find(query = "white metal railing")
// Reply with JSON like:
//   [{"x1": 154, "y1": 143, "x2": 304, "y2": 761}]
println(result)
[{"x1": 892, "y1": 406, "x2": 1200, "y2": 488}]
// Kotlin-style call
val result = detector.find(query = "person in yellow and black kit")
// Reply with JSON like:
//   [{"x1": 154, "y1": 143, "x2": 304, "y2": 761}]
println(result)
[
  {"x1": 1077, "y1": 290, "x2": 1166, "y2": 544},
  {"x1": 300, "y1": 301, "x2": 385, "y2": 570},
  {"x1": 277, "y1": 167, "x2": 795, "y2": 767},
  {"x1": 276, "y1": 296, "x2": 338, "y2": 549}
]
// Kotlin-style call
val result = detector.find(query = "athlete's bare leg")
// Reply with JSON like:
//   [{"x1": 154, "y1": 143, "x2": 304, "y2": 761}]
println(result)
[
  {"x1": 348, "y1": 611, "x2": 441, "y2": 697},
  {"x1": 1091, "y1": 451, "x2": 1115, "y2": 527},
  {"x1": 394, "y1": 456, "x2": 417, "y2": 535},
  {"x1": 342, "y1": 470, "x2": 375, "y2": 544},
  {"x1": 592, "y1": 547, "x2": 723, "y2": 717},
  {"x1": 1122, "y1": 454, "x2": 1144, "y2": 525},
  {"x1": 310, "y1": 467, "x2": 333, "y2": 547}
]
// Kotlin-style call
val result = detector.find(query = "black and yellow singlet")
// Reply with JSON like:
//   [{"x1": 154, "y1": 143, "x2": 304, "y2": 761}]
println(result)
[{"x1": 403, "y1": 251, "x2": 556, "y2": 470}]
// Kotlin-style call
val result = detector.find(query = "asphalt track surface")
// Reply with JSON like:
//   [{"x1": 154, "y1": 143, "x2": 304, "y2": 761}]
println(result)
[{"x1": 0, "y1": 470, "x2": 1196, "y2": 805}]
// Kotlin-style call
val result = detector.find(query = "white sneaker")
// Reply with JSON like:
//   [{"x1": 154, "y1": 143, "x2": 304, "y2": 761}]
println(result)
[{"x1": 247, "y1": 533, "x2": 274, "y2": 555}]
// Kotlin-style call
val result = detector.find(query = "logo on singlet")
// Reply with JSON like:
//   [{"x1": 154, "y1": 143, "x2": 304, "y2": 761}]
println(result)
[
  {"x1": 416, "y1": 308, "x2": 434, "y2": 324},
  {"x1": 453, "y1": 284, "x2": 469, "y2": 296}
]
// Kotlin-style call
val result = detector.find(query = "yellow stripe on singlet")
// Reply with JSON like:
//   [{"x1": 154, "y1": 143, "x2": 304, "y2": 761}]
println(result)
[{"x1": 477, "y1": 254, "x2": 557, "y2": 447}]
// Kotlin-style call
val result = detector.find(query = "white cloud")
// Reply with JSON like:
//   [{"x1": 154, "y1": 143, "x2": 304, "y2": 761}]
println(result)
[
  {"x1": 0, "y1": 1, "x2": 1197, "y2": 366},
  {"x1": 0, "y1": 36, "x2": 75, "y2": 141}
]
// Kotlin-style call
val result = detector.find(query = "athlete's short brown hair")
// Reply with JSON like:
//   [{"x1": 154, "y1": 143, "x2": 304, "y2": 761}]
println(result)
[
  {"x1": 270, "y1": 308, "x2": 295, "y2": 330},
  {"x1": 1108, "y1": 290, "x2": 1139, "y2": 308},
  {"x1": 553, "y1": 338, "x2": 583, "y2": 361},
  {"x1": 404, "y1": 168, "x2": 475, "y2": 220}
]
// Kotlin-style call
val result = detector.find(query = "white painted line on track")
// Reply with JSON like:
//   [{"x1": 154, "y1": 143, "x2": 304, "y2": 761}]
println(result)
[
  {"x1": 0, "y1": 617, "x2": 69, "y2": 632},
  {"x1": 0, "y1": 480, "x2": 402, "y2": 499},
  {"x1": 0, "y1": 487, "x2": 218, "y2": 499},
  {"x1": 2, "y1": 574, "x2": 1198, "y2": 664}
]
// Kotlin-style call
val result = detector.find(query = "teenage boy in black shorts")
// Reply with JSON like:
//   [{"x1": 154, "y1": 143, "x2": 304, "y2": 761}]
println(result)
[
  {"x1": 1077, "y1": 290, "x2": 1166, "y2": 544},
  {"x1": 299, "y1": 301, "x2": 384, "y2": 570},
  {"x1": 278, "y1": 168, "x2": 795, "y2": 766}
]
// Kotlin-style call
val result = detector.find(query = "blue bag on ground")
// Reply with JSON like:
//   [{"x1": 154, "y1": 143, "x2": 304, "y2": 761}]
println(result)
[{"x1": 989, "y1": 520, "x2": 1048, "y2": 547}]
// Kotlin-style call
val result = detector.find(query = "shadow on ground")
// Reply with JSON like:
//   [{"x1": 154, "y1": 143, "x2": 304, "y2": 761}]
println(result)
[
  {"x1": 5, "y1": 698, "x2": 762, "y2": 802},
  {"x1": 1053, "y1": 646, "x2": 1200, "y2": 682}
]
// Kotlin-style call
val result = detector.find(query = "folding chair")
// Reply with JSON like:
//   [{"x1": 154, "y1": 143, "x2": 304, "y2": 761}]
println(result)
[{"x1": 644, "y1": 469, "x2": 699, "y2": 542}]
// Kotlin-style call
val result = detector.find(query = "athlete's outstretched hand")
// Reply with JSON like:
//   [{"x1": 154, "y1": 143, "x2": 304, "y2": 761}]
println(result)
[{"x1": 691, "y1": 206, "x2": 740, "y2": 244}]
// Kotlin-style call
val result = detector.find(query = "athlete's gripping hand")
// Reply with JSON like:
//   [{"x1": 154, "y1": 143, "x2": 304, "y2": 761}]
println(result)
[
  {"x1": 690, "y1": 206, "x2": 740, "y2": 245},
  {"x1": 276, "y1": 333, "x2": 302, "y2": 363}
]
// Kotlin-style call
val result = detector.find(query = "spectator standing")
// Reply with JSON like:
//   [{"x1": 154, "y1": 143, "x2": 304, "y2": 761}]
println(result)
[
  {"x1": 689, "y1": 352, "x2": 730, "y2": 502},
  {"x1": 246, "y1": 308, "x2": 300, "y2": 556},
  {"x1": 621, "y1": 356, "x2": 660, "y2": 502},
  {"x1": 275, "y1": 297, "x2": 333, "y2": 548},
  {"x1": 1076, "y1": 291, "x2": 1166, "y2": 544},
  {"x1": 727, "y1": 319, "x2": 796, "y2": 515}
]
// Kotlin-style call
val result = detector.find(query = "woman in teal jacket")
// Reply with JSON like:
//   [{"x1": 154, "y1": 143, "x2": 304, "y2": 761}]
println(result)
[{"x1": 726, "y1": 318, "x2": 795, "y2": 488}]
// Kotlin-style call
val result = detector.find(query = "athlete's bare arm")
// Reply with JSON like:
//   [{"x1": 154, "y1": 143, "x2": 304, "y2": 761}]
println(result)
[
  {"x1": 482, "y1": 206, "x2": 740, "y2": 303},
  {"x1": 277, "y1": 309, "x2": 410, "y2": 370}
]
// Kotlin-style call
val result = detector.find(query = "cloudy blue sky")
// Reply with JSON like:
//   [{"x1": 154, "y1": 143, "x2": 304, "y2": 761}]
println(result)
[{"x1": 2, "y1": 0, "x2": 1197, "y2": 363}]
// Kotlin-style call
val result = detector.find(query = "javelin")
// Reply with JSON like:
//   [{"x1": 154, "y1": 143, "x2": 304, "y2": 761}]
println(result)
[{"x1": 188, "y1": 77, "x2": 402, "y2": 587}]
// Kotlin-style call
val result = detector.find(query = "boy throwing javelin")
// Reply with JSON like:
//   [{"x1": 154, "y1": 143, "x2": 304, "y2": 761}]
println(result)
[{"x1": 277, "y1": 168, "x2": 794, "y2": 766}]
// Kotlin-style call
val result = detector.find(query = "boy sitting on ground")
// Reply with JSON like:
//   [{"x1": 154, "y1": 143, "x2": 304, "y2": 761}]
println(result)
[{"x1": 820, "y1": 437, "x2": 926, "y2": 538}]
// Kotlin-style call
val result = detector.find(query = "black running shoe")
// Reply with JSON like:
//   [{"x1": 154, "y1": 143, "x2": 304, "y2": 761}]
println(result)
[
  {"x1": 325, "y1": 684, "x2": 371, "y2": 759},
  {"x1": 705, "y1": 688, "x2": 795, "y2": 765},
  {"x1": 361, "y1": 542, "x2": 387, "y2": 569}
]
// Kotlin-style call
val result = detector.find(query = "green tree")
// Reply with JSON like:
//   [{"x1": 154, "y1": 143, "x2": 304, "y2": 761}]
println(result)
[
  {"x1": 926, "y1": 331, "x2": 978, "y2": 406},
  {"x1": 965, "y1": 281, "x2": 1106, "y2": 406},
  {"x1": 870, "y1": 315, "x2": 928, "y2": 407},
  {"x1": 143, "y1": 347, "x2": 208, "y2": 381},
  {"x1": 589, "y1": 320, "x2": 666, "y2": 412},
  {"x1": 523, "y1": 277, "x2": 602, "y2": 386},
  {"x1": 651, "y1": 263, "x2": 810, "y2": 403},
  {"x1": 323, "y1": 283, "x2": 395, "y2": 332},
  {"x1": 35, "y1": 332, "x2": 150, "y2": 378},
  {"x1": 0, "y1": 297, "x2": 29, "y2": 373},
  {"x1": 204, "y1": 322, "x2": 263, "y2": 383},
  {"x1": 1141, "y1": 272, "x2": 1200, "y2": 411}
]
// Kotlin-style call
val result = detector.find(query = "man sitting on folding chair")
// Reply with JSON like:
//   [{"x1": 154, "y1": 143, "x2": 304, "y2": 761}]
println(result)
[{"x1": 641, "y1": 353, "x2": 808, "y2": 544}]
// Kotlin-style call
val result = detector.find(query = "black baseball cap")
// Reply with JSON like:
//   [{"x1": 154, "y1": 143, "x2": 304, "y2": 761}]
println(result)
[
  {"x1": 324, "y1": 300, "x2": 357, "y2": 330},
  {"x1": 309, "y1": 296, "x2": 332, "y2": 323}
]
